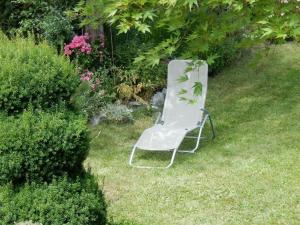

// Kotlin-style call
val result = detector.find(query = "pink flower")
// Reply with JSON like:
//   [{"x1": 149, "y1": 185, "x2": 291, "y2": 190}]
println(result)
[
  {"x1": 64, "y1": 33, "x2": 92, "y2": 56},
  {"x1": 80, "y1": 70, "x2": 93, "y2": 81},
  {"x1": 64, "y1": 45, "x2": 72, "y2": 56},
  {"x1": 80, "y1": 43, "x2": 92, "y2": 54}
]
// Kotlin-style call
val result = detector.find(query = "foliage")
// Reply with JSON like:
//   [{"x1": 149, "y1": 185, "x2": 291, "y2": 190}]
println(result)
[
  {"x1": 101, "y1": 103, "x2": 133, "y2": 124},
  {"x1": 40, "y1": 10, "x2": 74, "y2": 50},
  {"x1": 73, "y1": 81, "x2": 116, "y2": 119},
  {"x1": 1, "y1": 0, "x2": 78, "y2": 32},
  {"x1": 113, "y1": 65, "x2": 166, "y2": 103},
  {"x1": 83, "y1": 0, "x2": 300, "y2": 68},
  {"x1": 0, "y1": 109, "x2": 89, "y2": 184},
  {"x1": 0, "y1": 34, "x2": 108, "y2": 225},
  {"x1": 15, "y1": 221, "x2": 42, "y2": 225},
  {"x1": 201, "y1": 36, "x2": 242, "y2": 75},
  {"x1": 0, "y1": 34, "x2": 79, "y2": 114},
  {"x1": 0, "y1": 175, "x2": 107, "y2": 225},
  {"x1": 63, "y1": 33, "x2": 102, "y2": 70}
]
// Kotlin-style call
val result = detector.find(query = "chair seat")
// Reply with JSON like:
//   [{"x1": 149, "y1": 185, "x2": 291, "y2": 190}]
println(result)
[{"x1": 135, "y1": 124, "x2": 194, "y2": 151}]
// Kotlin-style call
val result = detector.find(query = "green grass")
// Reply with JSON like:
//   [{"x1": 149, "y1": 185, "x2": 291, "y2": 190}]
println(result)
[{"x1": 86, "y1": 43, "x2": 300, "y2": 225}]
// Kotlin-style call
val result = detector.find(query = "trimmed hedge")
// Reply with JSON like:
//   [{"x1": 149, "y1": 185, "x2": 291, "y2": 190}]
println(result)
[
  {"x1": 0, "y1": 109, "x2": 89, "y2": 184},
  {"x1": 0, "y1": 33, "x2": 79, "y2": 113},
  {"x1": 0, "y1": 175, "x2": 107, "y2": 225}
]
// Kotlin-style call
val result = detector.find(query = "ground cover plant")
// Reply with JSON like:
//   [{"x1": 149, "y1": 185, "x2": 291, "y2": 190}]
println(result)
[{"x1": 86, "y1": 43, "x2": 300, "y2": 225}]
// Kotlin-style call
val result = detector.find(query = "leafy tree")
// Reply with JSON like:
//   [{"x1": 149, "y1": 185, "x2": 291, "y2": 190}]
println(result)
[{"x1": 81, "y1": 0, "x2": 300, "y2": 67}]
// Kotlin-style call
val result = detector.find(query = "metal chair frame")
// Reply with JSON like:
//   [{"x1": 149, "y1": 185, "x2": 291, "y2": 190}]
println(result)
[{"x1": 129, "y1": 108, "x2": 215, "y2": 168}]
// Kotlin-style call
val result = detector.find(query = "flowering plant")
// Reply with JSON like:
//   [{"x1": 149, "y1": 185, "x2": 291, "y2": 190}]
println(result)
[
  {"x1": 64, "y1": 32, "x2": 113, "y2": 99},
  {"x1": 80, "y1": 70, "x2": 101, "y2": 91},
  {"x1": 64, "y1": 33, "x2": 92, "y2": 56}
]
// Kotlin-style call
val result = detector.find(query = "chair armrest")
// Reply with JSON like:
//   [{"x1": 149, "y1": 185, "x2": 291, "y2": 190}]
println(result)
[
  {"x1": 200, "y1": 108, "x2": 210, "y2": 115},
  {"x1": 197, "y1": 108, "x2": 210, "y2": 126},
  {"x1": 155, "y1": 111, "x2": 162, "y2": 124},
  {"x1": 151, "y1": 105, "x2": 163, "y2": 124},
  {"x1": 199, "y1": 108, "x2": 216, "y2": 139}
]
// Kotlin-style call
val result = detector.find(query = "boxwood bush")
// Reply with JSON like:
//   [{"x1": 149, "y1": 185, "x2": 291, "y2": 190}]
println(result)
[
  {"x1": 0, "y1": 33, "x2": 79, "y2": 113},
  {"x1": 0, "y1": 175, "x2": 107, "y2": 225},
  {"x1": 0, "y1": 109, "x2": 89, "y2": 184}
]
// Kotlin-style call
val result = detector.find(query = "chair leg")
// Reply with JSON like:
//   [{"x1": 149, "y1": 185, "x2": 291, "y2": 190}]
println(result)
[
  {"x1": 166, "y1": 148, "x2": 178, "y2": 168},
  {"x1": 128, "y1": 145, "x2": 138, "y2": 166},
  {"x1": 129, "y1": 146, "x2": 178, "y2": 169},
  {"x1": 208, "y1": 114, "x2": 216, "y2": 140},
  {"x1": 178, "y1": 114, "x2": 209, "y2": 153}
]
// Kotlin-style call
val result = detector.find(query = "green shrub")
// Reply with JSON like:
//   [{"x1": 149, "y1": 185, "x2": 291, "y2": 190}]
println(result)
[
  {"x1": 40, "y1": 10, "x2": 74, "y2": 50},
  {"x1": 0, "y1": 109, "x2": 89, "y2": 184},
  {"x1": 0, "y1": 175, "x2": 107, "y2": 225},
  {"x1": 15, "y1": 221, "x2": 42, "y2": 225},
  {"x1": 202, "y1": 36, "x2": 242, "y2": 75},
  {"x1": 0, "y1": 0, "x2": 79, "y2": 36},
  {"x1": 72, "y1": 81, "x2": 116, "y2": 119},
  {"x1": 102, "y1": 103, "x2": 133, "y2": 124},
  {"x1": 0, "y1": 34, "x2": 79, "y2": 114}
]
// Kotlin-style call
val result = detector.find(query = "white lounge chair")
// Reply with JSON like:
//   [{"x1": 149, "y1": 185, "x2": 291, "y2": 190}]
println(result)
[{"x1": 129, "y1": 60, "x2": 215, "y2": 168}]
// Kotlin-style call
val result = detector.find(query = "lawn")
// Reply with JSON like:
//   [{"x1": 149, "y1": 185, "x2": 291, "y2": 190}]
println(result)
[{"x1": 85, "y1": 43, "x2": 300, "y2": 225}]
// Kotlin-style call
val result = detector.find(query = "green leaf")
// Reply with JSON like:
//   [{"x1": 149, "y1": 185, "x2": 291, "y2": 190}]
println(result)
[
  {"x1": 178, "y1": 88, "x2": 187, "y2": 95},
  {"x1": 177, "y1": 74, "x2": 189, "y2": 83},
  {"x1": 107, "y1": 9, "x2": 118, "y2": 18},
  {"x1": 179, "y1": 96, "x2": 188, "y2": 102},
  {"x1": 185, "y1": 65, "x2": 194, "y2": 72},
  {"x1": 193, "y1": 82, "x2": 202, "y2": 96},
  {"x1": 132, "y1": 13, "x2": 143, "y2": 20},
  {"x1": 188, "y1": 98, "x2": 197, "y2": 104},
  {"x1": 148, "y1": 56, "x2": 160, "y2": 66},
  {"x1": 184, "y1": 0, "x2": 198, "y2": 10},
  {"x1": 117, "y1": 23, "x2": 131, "y2": 34},
  {"x1": 257, "y1": 20, "x2": 269, "y2": 25},
  {"x1": 276, "y1": 33, "x2": 287, "y2": 39},
  {"x1": 206, "y1": 54, "x2": 219, "y2": 65},
  {"x1": 135, "y1": 23, "x2": 151, "y2": 33},
  {"x1": 261, "y1": 27, "x2": 273, "y2": 38},
  {"x1": 133, "y1": 55, "x2": 146, "y2": 64},
  {"x1": 165, "y1": 46, "x2": 176, "y2": 55},
  {"x1": 143, "y1": 11, "x2": 156, "y2": 21}
]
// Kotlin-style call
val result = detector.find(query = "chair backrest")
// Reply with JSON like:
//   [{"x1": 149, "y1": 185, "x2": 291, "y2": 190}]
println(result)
[{"x1": 161, "y1": 60, "x2": 208, "y2": 128}]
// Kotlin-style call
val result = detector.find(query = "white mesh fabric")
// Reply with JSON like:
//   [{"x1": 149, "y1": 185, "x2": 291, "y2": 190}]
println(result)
[
  {"x1": 136, "y1": 60, "x2": 208, "y2": 150},
  {"x1": 161, "y1": 60, "x2": 208, "y2": 128}
]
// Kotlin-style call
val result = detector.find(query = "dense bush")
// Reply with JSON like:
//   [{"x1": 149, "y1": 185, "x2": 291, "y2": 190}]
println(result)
[
  {"x1": 15, "y1": 221, "x2": 42, "y2": 225},
  {"x1": 0, "y1": 34, "x2": 79, "y2": 113},
  {"x1": 73, "y1": 81, "x2": 116, "y2": 119},
  {"x1": 0, "y1": 175, "x2": 107, "y2": 225},
  {"x1": 0, "y1": 109, "x2": 89, "y2": 184},
  {"x1": 0, "y1": 0, "x2": 79, "y2": 34},
  {"x1": 40, "y1": 10, "x2": 74, "y2": 49},
  {"x1": 0, "y1": 32, "x2": 108, "y2": 225},
  {"x1": 202, "y1": 36, "x2": 242, "y2": 75}
]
